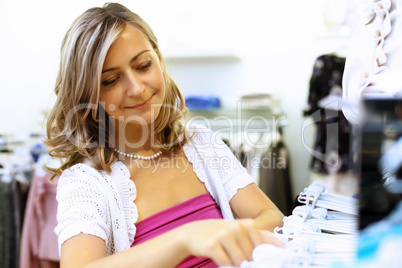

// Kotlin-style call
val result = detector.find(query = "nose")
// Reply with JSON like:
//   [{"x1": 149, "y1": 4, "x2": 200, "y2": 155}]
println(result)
[{"x1": 125, "y1": 71, "x2": 144, "y2": 97}]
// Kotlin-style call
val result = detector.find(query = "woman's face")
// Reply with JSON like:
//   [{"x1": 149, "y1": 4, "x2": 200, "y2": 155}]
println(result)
[{"x1": 99, "y1": 24, "x2": 165, "y2": 128}]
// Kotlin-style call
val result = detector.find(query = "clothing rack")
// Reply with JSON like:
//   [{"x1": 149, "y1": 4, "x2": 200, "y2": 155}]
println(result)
[
  {"x1": 19, "y1": 153, "x2": 60, "y2": 268},
  {"x1": 0, "y1": 134, "x2": 61, "y2": 268},
  {"x1": 219, "y1": 129, "x2": 293, "y2": 215},
  {"x1": 0, "y1": 146, "x2": 34, "y2": 268}
]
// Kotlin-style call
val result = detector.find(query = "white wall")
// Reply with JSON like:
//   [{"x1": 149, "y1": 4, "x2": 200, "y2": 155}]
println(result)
[{"x1": 0, "y1": 0, "x2": 364, "y2": 196}]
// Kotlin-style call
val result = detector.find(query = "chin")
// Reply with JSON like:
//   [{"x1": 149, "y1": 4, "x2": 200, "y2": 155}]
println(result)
[{"x1": 127, "y1": 111, "x2": 161, "y2": 126}]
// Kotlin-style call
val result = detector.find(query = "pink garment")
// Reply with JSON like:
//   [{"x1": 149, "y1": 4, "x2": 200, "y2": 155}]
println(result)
[
  {"x1": 20, "y1": 173, "x2": 60, "y2": 268},
  {"x1": 132, "y1": 193, "x2": 223, "y2": 268}
]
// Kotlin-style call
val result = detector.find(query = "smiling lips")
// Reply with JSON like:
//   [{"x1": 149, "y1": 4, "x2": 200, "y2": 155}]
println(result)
[{"x1": 126, "y1": 95, "x2": 153, "y2": 109}]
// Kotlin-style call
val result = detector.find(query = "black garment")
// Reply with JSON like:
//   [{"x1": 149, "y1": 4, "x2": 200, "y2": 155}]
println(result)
[
  {"x1": 359, "y1": 183, "x2": 401, "y2": 230},
  {"x1": 0, "y1": 173, "x2": 31, "y2": 268},
  {"x1": 258, "y1": 141, "x2": 293, "y2": 215},
  {"x1": 0, "y1": 176, "x2": 14, "y2": 268},
  {"x1": 304, "y1": 54, "x2": 351, "y2": 174}
]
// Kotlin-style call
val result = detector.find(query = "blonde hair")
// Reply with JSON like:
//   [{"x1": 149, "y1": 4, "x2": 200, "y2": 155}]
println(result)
[{"x1": 44, "y1": 2, "x2": 188, "y2": 180}]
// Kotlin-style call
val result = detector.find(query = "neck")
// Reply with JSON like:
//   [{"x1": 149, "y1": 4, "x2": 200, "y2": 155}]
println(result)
[{"x1": 112, "y1": 121, "x2": 159, "y2": 155}]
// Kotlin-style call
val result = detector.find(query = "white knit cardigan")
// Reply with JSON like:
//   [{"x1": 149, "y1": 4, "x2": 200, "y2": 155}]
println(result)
[{"x1": 54, "y1": 125, "x2": 255, "y2": 255}]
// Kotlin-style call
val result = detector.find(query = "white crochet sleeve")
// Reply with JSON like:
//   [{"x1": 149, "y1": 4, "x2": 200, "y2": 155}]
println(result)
[
  {"x1": 186, "y1": 125, "x2": 255, "y2": 203},
  {"x1": 54, "y1": 164, "x2": 111, "y2": 254},
  {"x1": 206, "y1": 129, "x2": 256, "y2": 200}
]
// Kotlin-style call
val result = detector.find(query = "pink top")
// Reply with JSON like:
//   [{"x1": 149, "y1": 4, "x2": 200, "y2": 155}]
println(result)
[
  {"x1": 132, "y1": 193, "x2": 223, "y2": 267},
  {"x1": 20, "y1": 173, "x2": 60, "y2": 268}
]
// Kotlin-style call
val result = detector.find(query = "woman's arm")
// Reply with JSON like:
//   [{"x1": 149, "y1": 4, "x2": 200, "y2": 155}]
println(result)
[
  {"x1": 229, "y1": 183, "x2": 285, "y2": 248},
  {"x1": 229, "y1": 183, "x2": 285, "y2": 232},
  {"x1": 60, "y1": 229, "x2": 188, "y2": 268},
  {"x1": 61, "y1": 218, "x2": 264, "y2": 268}
]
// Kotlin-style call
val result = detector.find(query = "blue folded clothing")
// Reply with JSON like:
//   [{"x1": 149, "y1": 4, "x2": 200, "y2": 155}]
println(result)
[{"x1": 185, "y1": 95, "x2": 221, "y2": 110}]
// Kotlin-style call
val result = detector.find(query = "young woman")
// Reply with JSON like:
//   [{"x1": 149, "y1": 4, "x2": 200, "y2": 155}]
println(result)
[{"x1": 45, "y1": 3, "x2": 284, "y2": 267}]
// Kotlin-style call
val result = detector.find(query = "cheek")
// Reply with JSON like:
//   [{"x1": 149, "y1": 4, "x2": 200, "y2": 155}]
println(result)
[{"x1": 99, "y1": 92, "x2": 119, "y2": 115}]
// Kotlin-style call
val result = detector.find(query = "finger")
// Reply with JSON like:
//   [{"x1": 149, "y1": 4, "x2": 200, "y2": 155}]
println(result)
[
  {"x1": 271, "y1": 237, "x2": 286, "y2": 248},
  {"x1": 233, "y1": 223, "x2": 255, "y2": 261},
  {"x1": 208, "y1": 242, "x2": 233, "y2": 267},
  {"x1": 242, "y1": 220, "x2": 264, "y2": 247},
  {"x1": 260, "y1": 230, "x2": 285, "y2": 248},
  {"x1": 220, "y1": 231, "x2": 248, "y2": 266}
]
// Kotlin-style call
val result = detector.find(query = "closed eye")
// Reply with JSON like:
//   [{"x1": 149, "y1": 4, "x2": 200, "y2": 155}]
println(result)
[
  {"x1": 137, "y1": 60, "x2": 152, "y2": 72},
  {"x1": 102, "y1": 77, "x2": 119, "y2": 87}
]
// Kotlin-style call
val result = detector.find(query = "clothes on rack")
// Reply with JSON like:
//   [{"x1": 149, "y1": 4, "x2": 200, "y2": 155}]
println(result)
[
  {"x1": 0, "y1": 152, "x2": 33, "y2": 268},
  {"x1": 258, "y1": 140, "x2": 293, "y2": 215},
  {"x1": 304, "y1": 54, "x2": 351, "y2": 174},
  {"x1": 0, "y1": 136, "x2": 61, "y2": 268},
  {"x1": 221, "y1": 131, "x2": 293, "y2": 215},
  {"x1": 20, "y1": 173, "x2": 59, "y2": 268},
  {"x1": 19, "y1": 153, "x2": 61, "y2": 268},
  {"x1": 0, "y1": 173, "x2": 19, "y2": 268}
]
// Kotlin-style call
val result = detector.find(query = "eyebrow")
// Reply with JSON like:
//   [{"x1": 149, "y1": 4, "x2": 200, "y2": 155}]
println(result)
[{"x1": 102, "y1": 49, "x2": 150, "y2": 74}]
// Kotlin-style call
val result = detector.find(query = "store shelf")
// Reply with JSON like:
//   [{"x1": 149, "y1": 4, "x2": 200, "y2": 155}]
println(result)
[
  {"x1": 186, "y1": 108, "x2": 287, "y2": 132},
  {"x1": 165, "y1": 54, "x2": 240, "y2": 62},
  {"x1": 164, "y1": 49, "x2": 241, "y2": 63}
]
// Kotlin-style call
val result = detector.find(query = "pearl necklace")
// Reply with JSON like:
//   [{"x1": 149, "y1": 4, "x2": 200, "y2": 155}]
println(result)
[{"x1": 114, "y1": 148, "x2": 162, "y2": 160}]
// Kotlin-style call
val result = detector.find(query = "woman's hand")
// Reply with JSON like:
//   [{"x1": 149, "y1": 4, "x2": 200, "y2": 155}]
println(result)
[
  {"x1": 178, "y1": 219, "x2": 274, "y2": 267},
  {"x1": 260, "y1": 230, "x2": 285, "y2": 248},
  {"x1": 60, "y1": 219, "x2": 285, "y2": 268}
]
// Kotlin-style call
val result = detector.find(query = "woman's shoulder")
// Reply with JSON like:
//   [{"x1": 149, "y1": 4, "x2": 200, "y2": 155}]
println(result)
[
  {"x1": 186, "y1": 123, "x2": 227, "y2": 149},
  {"x1": 57, "y1": 162, "x2": 102, "y2": 190},
  {"x1": 59, "y1": 160, "x2": 114, "y2": 186},
  {"x1": 186, "y1": 124, "x2": 213, "y2": 144},
  {"x1": 186, "y1": 123, "x2": 211, "y2": 134},
  {"x1": 61, "y1": 160, "x2": 100, "y2": 177},
  {"x1": 59, "y1": 160, "x2": 131, "y2": 189}
]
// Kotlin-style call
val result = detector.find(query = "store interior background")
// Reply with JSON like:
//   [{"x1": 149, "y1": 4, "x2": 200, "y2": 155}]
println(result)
[{"x1": 0, "y1": 0, "x2": 367, "y2": 197}]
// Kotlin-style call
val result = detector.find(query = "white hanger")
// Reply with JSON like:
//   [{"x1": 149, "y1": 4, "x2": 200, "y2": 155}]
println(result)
[
  {"x1": 297, "y1": 181, "x2": 358, "y2": 215},
  {"x1": 248, "y1": 181, "x2": 358, "y2": 268}
]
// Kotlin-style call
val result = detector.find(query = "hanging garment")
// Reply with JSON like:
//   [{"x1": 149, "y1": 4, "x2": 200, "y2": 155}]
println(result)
[
  {"x1": 258, "y1": 140, "x2": 293, "y2": 215},
  {"x1": 304, "y1": 54, "x2": 352, "y2": 174},
  {"x1": 20, "y1": 172, "x2": 59, "y2": 268},
  {"x1": 0, "y1": 173, "x2": 17, "y2": 268},
  {"x1": 0, "y1": 159, "x2": 31, "y2": 268},
  {"x1": 342, "y1": 0, "x2": 402, "y2": 125}
]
